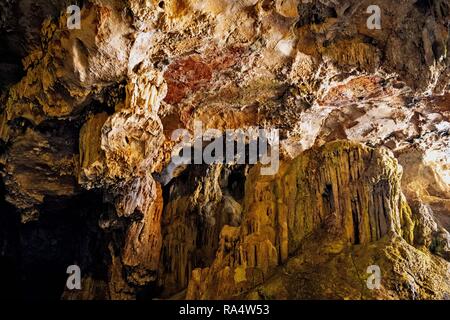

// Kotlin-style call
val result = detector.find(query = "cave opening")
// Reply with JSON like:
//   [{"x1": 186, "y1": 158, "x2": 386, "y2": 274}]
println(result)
[{"x1": 0, "y1": 186, "x2": 110, "y2": 300}]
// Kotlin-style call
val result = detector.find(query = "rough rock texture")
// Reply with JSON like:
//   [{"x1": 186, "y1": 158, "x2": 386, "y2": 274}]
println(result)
[
  {"x1": 159, "y1": 164, "x2": 245, "y2": 296},
  {"x1": 186, "y1": 142, "x2": 448, "y2": 299},
  {"x1": 0, "y1": 0, "x2": 449, "y2": 300}
]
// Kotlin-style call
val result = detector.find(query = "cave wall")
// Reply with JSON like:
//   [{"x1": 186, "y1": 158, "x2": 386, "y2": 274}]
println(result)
[{"x1": 0, "y1": 0, "x2": 449, "y2": 300}]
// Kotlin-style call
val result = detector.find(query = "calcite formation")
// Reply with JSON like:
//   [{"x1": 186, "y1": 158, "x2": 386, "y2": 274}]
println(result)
[
  {"x1": 0, "y1": 0, "x2": 449, "y2": 300},
  {"x1": 186, "y1": 142, "x2": 433, "y2": 299}
]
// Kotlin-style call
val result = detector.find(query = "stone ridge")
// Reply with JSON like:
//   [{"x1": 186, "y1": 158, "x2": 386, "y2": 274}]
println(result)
[{"x1": 185, "y1": 141, "x2": 446, "y2": 299}]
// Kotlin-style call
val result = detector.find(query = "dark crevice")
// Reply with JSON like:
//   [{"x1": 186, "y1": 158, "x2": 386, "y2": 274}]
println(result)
[
  {"x1": 351, "y1": 200, "x2": 360, "y2": 245},
  {"x1": 0, "y1": 185, "x2": 110, "y2": 300},
  {"x1": 415, "y1": 0, "x2": 433, "y2": 13},
  {"x1": 322, "y1": 184, "x2": 335, "y2": 214},
  {"x1": 295, "y1": 2, "x2": 337, "y2": 29}
]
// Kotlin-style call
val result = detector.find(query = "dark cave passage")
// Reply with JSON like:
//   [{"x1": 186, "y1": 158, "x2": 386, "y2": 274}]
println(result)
[{"x1": 0, "y1": 185, "x2": 110, "y2": 300}]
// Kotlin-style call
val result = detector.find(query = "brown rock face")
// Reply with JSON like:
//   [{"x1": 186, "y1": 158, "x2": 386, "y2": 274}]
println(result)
[
  {"x1": 122, "y1": 182, "x2": 164, "y2": 286},
  {"x1": 186, "y1": 141, "x2": 427, "y2": 299},
  {"x1": 0, "y1": 0, "x2": 449, "y2": 300},
  {"x1": 3, "y1": 125, "x2": 79, "y2": 222},
  {"x1": 158, "y1": 164, "x2": 245, "y2": 296}
]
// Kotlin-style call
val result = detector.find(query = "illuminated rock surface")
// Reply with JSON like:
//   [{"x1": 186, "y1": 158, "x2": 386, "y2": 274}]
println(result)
[{"x1": 0, "y1": 0, "x2": 448, "y2": 299}]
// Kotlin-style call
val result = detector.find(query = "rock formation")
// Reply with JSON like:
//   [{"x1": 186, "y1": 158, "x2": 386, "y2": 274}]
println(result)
[{"x1": 0, "y1": 0, "x2": 449, "y2": 300}]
